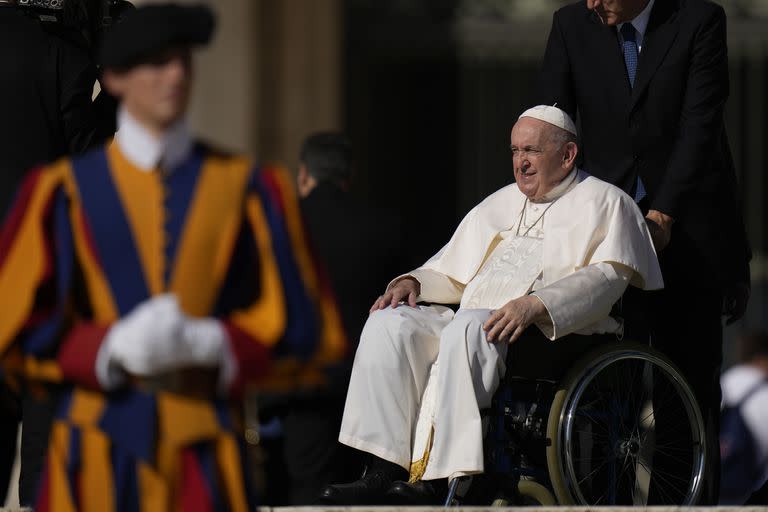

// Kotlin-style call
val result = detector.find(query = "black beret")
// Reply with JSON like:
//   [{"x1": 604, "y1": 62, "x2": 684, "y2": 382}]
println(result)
[{"x1": 100, "y1": 4, "x2": 216, "y2": 70}]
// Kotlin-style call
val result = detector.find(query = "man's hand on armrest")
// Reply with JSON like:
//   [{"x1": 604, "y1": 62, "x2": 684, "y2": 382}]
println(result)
[
  {"x1": 370, "y1": 277, "x2": 421, "y2": 312},
  {"x1": 483, "y1": 295, "x2": 549, "y2": 344}
]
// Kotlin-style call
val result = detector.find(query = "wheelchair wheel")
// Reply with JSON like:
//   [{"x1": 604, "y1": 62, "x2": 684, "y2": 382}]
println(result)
[
  {"x1": 546, "y1": 342, "x2": 705, "y2": 506},
  {"x1": 517, "y1": 480, "x2": 557, "y2": 505}
]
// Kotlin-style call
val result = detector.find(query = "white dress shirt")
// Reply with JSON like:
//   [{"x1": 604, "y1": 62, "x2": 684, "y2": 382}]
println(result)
[
  {"x1": 617, "y1": 0, "x2": 656, "y2": 53},
  {"x1": 114, "y1": 107, "x2": 193, "y2": 173}
]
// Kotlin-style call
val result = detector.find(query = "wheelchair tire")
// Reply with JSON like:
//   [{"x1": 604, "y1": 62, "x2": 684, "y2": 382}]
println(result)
[
  {"x1": 516, "y1": 480, "x2": 557, "y2": 506},
  {"x1": 546, "y1": 342, "x2": 705, "y2": 506}
]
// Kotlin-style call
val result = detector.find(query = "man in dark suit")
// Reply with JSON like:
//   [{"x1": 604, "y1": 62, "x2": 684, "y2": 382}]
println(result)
[
  {"x1": 535, "y1": 0, "x2": 751, "y2": 504},
  {"x1": 0, "y1": 0, "x2": 116, "y2": 504},
  {"x1": 259, "y1": 132, "x2": 405, "y2": 504},
  {"x1": 298, "y1": 133, "x2": 406, "y2": 346}
]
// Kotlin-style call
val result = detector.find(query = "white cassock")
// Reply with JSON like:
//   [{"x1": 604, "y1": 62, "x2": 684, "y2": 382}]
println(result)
[{"x1": 339, "y1": 169, "x2": 664, "y2": 481}]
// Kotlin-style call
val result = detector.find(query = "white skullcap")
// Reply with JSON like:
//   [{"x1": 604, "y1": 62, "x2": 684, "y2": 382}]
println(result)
[{"x1": 519, "y1": 104, "x2": 577, "y2": 136}]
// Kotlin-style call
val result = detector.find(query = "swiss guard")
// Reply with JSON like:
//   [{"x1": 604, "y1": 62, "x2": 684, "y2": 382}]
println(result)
[{"x1": 0, "y1": 3, "x2": 346, "y2": 511}]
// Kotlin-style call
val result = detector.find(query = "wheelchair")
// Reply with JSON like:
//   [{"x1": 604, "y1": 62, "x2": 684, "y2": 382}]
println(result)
[{"x1": 440, "y1": 329, "x2": 706, "y2": 507}]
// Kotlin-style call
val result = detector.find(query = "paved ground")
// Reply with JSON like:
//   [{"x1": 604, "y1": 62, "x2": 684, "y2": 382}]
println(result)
[{"x1": 260, "y1": 508, "x2": 768, "y2": 512}]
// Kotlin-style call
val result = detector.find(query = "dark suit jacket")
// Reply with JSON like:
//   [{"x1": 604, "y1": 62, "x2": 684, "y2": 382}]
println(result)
[
  {"x1": 301, "y1": 183, "x2": 406, "y2": 349},
  {"x1": 536, "y1": 0, "x2": 750, "y2": 291},
  {"x1": 0, "y1": 5, "x2": 114, "y2": 215}
]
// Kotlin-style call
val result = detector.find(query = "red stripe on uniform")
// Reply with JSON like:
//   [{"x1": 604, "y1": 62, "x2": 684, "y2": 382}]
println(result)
[
  {"x1": 34, "y1": 464, "x2": 51, "y2": 512},
  {"x1": 222, "y1": 322, "x2": 271, "y2": 398},
  {"x1": 258, "y1": 169, "x2": 287, "y2": 214},
  {"x1": 179, "y1": 449, "x2": 214, "y2": 512},
  {"x1": 57, "y1": 323, "x2": 110, "y2": 390},
  {"x1": 0, "y1": 168, "x2": 44, "y2": 269}
]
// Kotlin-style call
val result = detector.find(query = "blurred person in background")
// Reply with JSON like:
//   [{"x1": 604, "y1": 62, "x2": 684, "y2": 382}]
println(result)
[
  {"x1": 259, "y1": 133, "x2": 404, "y2": 505},
  {"x1": 0, "y1": 3, "x2": 346, "y2": 510},
  {"x1": 720, "y1": 331, "x2": 768, "y2": 505},
  {"x1": 297, "y1": 132, "x2": 406, "y2": 359},
  {"x1": 0, "y1": 0, "x2": 121, "y2": 504},
  {"x1": 535, "y1": 0, "x2": 752, "y2": 502}
]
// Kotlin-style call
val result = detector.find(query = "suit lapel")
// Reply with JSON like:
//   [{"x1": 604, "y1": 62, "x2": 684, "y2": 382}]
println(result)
[
  {"x1": 630, "y1": 0, "x2": 681, "y2": 109},
  {"x1": 586, "y1": 10, "x2": 632, "y2": 100}
]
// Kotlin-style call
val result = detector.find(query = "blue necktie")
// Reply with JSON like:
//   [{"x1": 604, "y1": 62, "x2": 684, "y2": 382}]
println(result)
[
  {"x1": 621, "y1": 23, "x2": 646, "y2": 202},
  {"x1": 621, "y1": 23, "x2": 639, "y2": 88}
]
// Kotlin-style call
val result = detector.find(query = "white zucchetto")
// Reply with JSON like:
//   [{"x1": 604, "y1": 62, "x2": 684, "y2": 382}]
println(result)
[{"x1": 519, "y1": 105, "x2": 577, "y2": 136}]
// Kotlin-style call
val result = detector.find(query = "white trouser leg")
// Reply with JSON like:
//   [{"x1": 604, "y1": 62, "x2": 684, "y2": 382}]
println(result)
[
  {"x1": 422, "y1": 308, "x2": 507, "y2": 481},
  {"x1": 339, "y1": 305, "x2": 454, "y2": 470}
]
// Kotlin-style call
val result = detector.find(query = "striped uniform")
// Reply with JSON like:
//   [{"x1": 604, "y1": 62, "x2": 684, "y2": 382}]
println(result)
[{"x1": 0, "y1": 141, "x2": 347, "y2": 511}]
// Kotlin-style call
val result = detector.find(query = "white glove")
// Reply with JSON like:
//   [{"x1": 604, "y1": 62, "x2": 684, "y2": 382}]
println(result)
[
  {"x1": 181, "y1": 314, "x2": 238, "y2": 393},
  {"x1": 96, "y1": 294, "x2": 237, "y2": 392}
]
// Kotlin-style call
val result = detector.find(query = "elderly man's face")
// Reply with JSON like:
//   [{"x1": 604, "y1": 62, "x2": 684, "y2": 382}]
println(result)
[
  {"x1": 510, "y1": 118, "x2": 577, "y2": 201},
  {"x1": 104, "y1": 47, "x2": 193, "y2": 135},
  {"x1": 587, "y1": 0, "x2": 649, "y2": 25}
]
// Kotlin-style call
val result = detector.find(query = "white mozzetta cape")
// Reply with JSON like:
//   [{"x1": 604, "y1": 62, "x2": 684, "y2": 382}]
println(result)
[{"x1": 421, "y1": 169, "x2": 664, "y2": 292}]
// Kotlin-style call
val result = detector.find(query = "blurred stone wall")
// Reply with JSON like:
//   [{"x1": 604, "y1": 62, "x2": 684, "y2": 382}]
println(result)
[{"x1": 133, "y1": 0, "x2": 343, "y2": 171}]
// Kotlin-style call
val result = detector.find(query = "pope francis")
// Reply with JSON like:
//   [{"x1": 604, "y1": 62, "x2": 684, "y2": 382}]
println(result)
[{"x1": 321, "y1": 105, "x2": 664, "y2": 505}]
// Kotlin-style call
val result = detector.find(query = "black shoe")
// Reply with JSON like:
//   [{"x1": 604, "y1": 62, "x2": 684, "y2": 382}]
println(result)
[
  {"x1": 386, "y1": 479, "x2": 445, "y2": 505},
  {"x1": 319, "y1": 455, "x2": 408, "y2": 506},
  {"x1": 319, "y1": 471, "x2": 395, "y2": 505}
]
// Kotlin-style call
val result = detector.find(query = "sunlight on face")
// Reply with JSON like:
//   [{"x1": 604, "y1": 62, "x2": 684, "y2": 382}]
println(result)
[{"x1": 510, "y1": 118, "x2": 574, "y2": 201}]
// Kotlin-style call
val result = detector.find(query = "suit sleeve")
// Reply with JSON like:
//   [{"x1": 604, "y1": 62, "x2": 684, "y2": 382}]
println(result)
[
  {"x1": 535, "y1": 11, "x2": 577, "y2": 120},
  {"x1": 651, "y1": 6, "x2": 730, "y2": 218}
]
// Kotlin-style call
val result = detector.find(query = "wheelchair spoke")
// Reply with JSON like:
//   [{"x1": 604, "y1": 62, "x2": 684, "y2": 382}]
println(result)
[
  {"x1": 636, "y1": 461, "x2": 679, "y2": 504},
  {"x1": 625, "y1": 360, "x2": 646, "y2": 406},
  {"x1": 648, "y1": 467, "x2": 692, "y2": 486},
  {"x1": 649, "y1": 449, "x2": 695, "y2": 469},
  {"x1": 555, "y1": 350, "x2": 705, "y2": 507},
  {"x1": 647, "y1": 388, "x2": 686, "y2": 420},
  {"x1": 652, "y1": 441, "x2": 699, "y2": 452},
  {"x1": 593, "y1": 488, "x2": 610, "y2": 505},
  {"x1": 618, "y1": 457, "x2": 640, "y2": 505},
  {"x1": 576, "y1": 411, "x2": 611, "y2": 430},
  {"x1": 637, "y1": 459, "x2": 690, "y2": 501},
  {"x1": 646, "y1": 417, "x2": 695, "y2": 444},
  {"x1": 576, "y1": 458, "x2": 610, "y2": 486}
]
